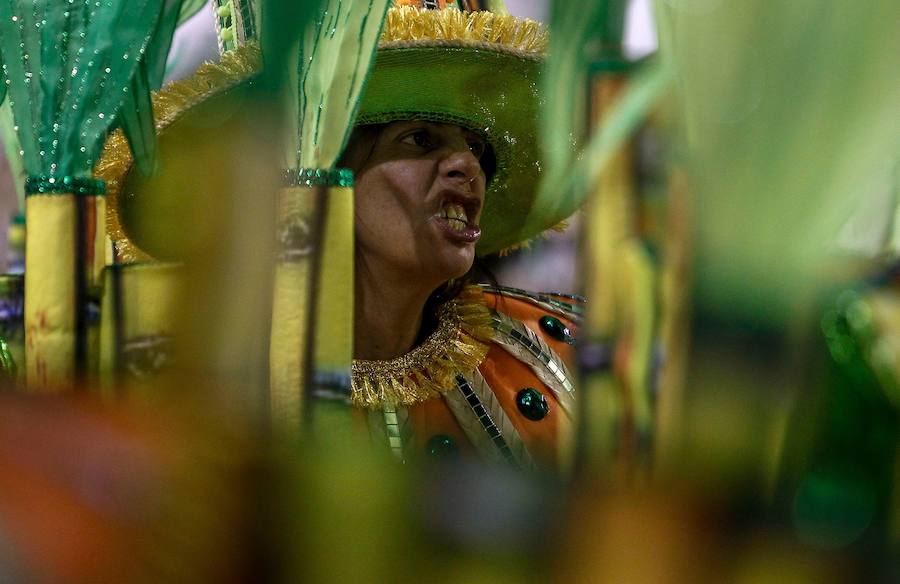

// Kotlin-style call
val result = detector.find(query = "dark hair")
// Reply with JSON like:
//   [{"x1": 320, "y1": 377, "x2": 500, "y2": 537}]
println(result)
[{"x1": 338, "y1": 124, "x2": 385, "y2": 173}]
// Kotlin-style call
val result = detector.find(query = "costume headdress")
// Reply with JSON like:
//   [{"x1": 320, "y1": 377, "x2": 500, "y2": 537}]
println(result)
[{"x1": 100, "y1": 1, "x2": 559, "y2": 259}]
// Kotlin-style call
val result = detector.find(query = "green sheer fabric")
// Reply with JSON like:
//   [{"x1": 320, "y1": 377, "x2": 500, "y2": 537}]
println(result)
[
  {"x1": 178, "y1": 0, "x2": 207, "y2": 25},
  {"x1": 291, "y1": 0, "x2": 390, "y2": 169},
  {"x1": 545, "y1": 61, "x2": 671, "y2": 230},
  {"x1": 0, "y1": 0, "x2": 163, "y2": 178},
  {"x1": 0, "y1": 102, "x2": 25, "y2": 208},
  {"x1": 540, "y1": 0, "x2": 627, "y2": 185},
  {"x1": 531, "y1": 0, "x2": 667, "y2": 236},
  {"x1": 120, "y1": 65, "x2": 159, "y2": 176},
  {"x1": 654, "y1": 0, "x2": 900, "y2": 320},
  {"x1": 120, "y1": 0, "x2": 185, "y2": 176},
  {"x1": 0, "y1": 51, "x2": 5, "y2": 105},
  {"x1": 481, "y1": 0, "x2": 510, "y2": 14}
]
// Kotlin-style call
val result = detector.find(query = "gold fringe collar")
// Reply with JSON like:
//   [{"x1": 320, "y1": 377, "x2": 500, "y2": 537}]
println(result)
[{"x1": 351, "y1": 285, "x2": 494, "y2": 409}]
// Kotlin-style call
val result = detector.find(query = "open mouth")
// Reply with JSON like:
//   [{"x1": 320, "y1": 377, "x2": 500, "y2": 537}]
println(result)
[
  {"x1": 435, "y1": 202, "x2": 470, "y2": 232},
  {"x1": 431, "y1": 189, "x2": 482, "y2": 244}
]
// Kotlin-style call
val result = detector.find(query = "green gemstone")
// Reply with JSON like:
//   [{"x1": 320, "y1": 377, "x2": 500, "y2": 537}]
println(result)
[
  {"x1": 516, "y1": 387, "x2": 549, "y2": 421},
  {"x1": 426, "y1": 434, "x2": 458, "y2": 459},
  {"x1": 539, "y1": 315, "x2": 574, "y2": 344}
]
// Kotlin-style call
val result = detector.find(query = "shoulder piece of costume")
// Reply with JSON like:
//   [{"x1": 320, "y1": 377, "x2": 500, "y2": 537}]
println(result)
[
  {"x1": 479, "y1": 284, "x2": 580, "y2": 412},
  {"x1": 351, "y1": 284, "x2": 582, "y2": 410},
  {"x1": 358, "y1": 284, "x2": 581, "y2": 470},
  {"x1": 478, "y1": 283, "x2": 585, "y2": 324}
]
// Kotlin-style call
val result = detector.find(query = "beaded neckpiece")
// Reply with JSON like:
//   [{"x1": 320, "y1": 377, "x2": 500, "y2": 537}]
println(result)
[{"x1": 351, "y1": 285, "x2": 495, "y2": 409}]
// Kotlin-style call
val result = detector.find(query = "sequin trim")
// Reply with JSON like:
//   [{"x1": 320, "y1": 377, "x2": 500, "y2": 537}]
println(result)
[
  {"x1": 25, "y1": 175, "x2": 106, "y2": 196},
  {"x1": 454, "y1": 374, "x2": 517, "y2": 467},
  {"x1": 480, "y1": 284, "x2": 585, "y2": 323},
  {"x1": 282, "y1": 168, "x2": 354, "y2": 188}
]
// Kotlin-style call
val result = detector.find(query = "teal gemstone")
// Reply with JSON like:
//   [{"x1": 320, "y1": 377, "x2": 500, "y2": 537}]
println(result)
[
  {"x1": 539, "y1": 315, "x2": 574, "y2": 344},
  {"x1": 426, "y1": 434, "x2": 458, "y2": 459},
  {"x1": 516, "y1": 388, "x2": 549, "y2": 421}
]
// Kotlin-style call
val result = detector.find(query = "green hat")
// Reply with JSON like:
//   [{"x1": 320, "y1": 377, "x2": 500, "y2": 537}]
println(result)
[{"x1": 100, "y1": 6, "x2": 557, "y2": 260}]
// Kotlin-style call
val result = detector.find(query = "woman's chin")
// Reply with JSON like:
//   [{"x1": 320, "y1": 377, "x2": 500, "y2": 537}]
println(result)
[{"x1": 432, "y1": 247, "x2": 475, "y2": 282}]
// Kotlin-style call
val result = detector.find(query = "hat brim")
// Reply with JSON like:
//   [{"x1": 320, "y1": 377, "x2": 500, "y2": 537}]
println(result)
[
  {"x1": 357, "y1": 42, "x2": 548, "y2": 255},
  {"x1": 105, "y1": 37, "x2": 562, "y2": 260},
  {"x1": 97, "y1": 46, "x2": 263, "y2": 262}
]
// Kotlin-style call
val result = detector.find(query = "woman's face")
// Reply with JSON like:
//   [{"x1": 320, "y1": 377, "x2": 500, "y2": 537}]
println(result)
[{"x1": 349, "y1": 121, "x2": 488, "y2": 287}]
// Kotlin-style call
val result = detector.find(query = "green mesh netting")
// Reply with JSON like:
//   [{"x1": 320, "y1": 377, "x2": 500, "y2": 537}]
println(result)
[
  {"x1": 120, "y1": 0, "x2": 186, "y2": 176},
  {"x1": 530, "y1": 0, "x2": 668, "y2": 237}
]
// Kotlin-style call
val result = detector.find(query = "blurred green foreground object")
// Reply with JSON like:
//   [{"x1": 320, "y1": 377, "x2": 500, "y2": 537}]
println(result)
[
  {"x1": 777, "y1": 270, "x2": 899, "y2": 563},
  {"x1": 650, "y1": 0, "x2": 900, "y2": 568}
]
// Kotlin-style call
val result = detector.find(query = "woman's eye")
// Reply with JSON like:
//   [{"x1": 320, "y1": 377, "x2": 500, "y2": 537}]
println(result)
[
  {"x1": 401, "y1": 130, "x2": 432, "y2": 149},
  {"x1": 467, "y1": 140, "x2": 486, "y2": 159}
]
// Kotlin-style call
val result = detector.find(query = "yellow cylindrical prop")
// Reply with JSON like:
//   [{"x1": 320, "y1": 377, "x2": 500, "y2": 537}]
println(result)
[
  {"x1": 579, "y1": 73, "x2": 662, "y2": 478},
  {"x1": 98, "y1": 262, "x2": 181, "y2": 397},
  {"x1": 24, "y1": 187, "x2": 104, "y2": 391},
  {"x1": 270, "y1": 178, "x2": 354, "y2": 433},
  {"x1": 25, "y1": 194, "x2": 77, "y2": 389}
]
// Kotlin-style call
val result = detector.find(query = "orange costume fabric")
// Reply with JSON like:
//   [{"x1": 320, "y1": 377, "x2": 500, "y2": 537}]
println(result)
[{"x1": 365, "y1": 286, "x2": 581, "y2": 472}]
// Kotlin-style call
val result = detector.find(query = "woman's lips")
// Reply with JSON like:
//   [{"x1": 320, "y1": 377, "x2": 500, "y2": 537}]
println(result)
[{"x1": 433, "y1": 216, "x2": 481, "y2": 244}]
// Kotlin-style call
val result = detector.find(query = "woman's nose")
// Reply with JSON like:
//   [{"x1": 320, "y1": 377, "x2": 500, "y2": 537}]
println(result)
[{"x1": 438, "y1": 147, "x2": 483, "y2": 188}]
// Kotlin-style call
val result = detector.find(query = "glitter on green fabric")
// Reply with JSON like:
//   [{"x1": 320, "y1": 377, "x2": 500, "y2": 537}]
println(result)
[
  {"x1": 0, "y1": 0, "x2": 163, "y2": 178},
  {"x1": 282, "y1": 168, "x2": 354, "y2": 188},
  {"x1": 25, "y1": 175, "x2": 106, "y2": 196}
]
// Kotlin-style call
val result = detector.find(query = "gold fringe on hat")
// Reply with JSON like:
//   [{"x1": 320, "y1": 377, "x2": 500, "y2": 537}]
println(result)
[
  {"x1": 380, "y1": 5, "x2": 547, "y2": 56},
  {"x1": 95, "y1": 44, "x2": 262, "y2": 263},
  {"x1": 351, "y1": 285, "x2": 495, "y2": 409},
  {"x1": 498, "y1": 218, "x2": 572, "y2": 257}
]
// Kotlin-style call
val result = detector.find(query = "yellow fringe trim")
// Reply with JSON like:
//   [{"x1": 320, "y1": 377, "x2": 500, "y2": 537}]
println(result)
[
  {"x1": 381, "y1": 5, "x2": 547, "y2": 55},
  {"x1": 351, "y1": 285, "x2": 495, "y2": 409},
  {"x1": 498, "y1": 217, "x2": 572, "y2": 257},
  {"x1": 95, "y1": 44, "x2": 262, "y2": 263}
]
